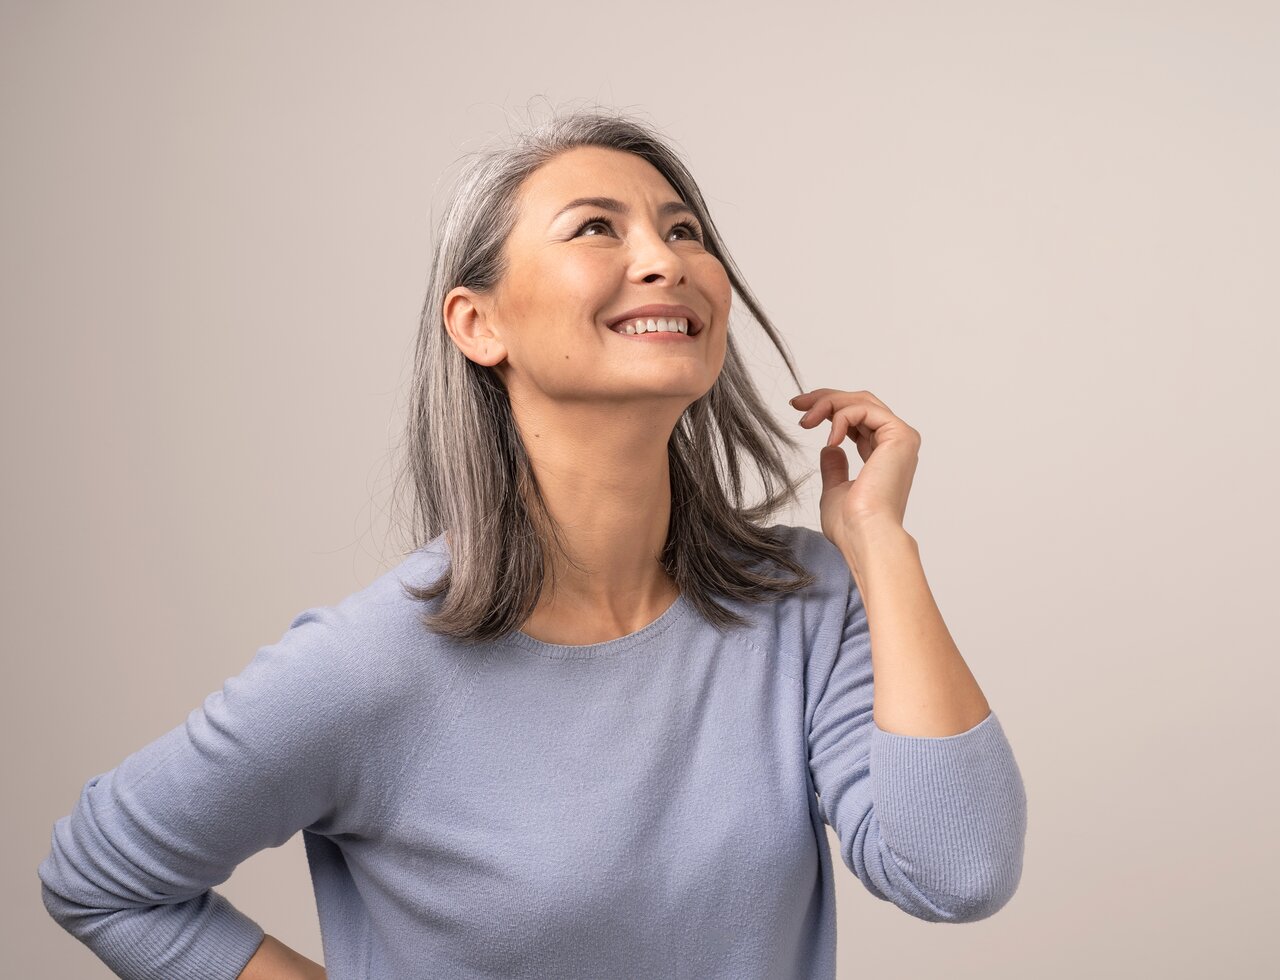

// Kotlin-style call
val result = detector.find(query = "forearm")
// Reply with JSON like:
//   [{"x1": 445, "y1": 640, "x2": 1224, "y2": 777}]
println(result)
[
  {"x1": 237, "y1": 934, "x2": 327, "y2": 980},
  {"x1": 842, "y1": 518, "x2": 991, "y2": 738}
]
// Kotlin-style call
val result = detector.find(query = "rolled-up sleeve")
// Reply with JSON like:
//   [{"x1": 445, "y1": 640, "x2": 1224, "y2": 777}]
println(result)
[
  {"x1": 37, "y1": 605, "x2": 358, "y2": 980},
  {"x1": 807, "y1": 574, "x2": 1028, "y2": 923}
]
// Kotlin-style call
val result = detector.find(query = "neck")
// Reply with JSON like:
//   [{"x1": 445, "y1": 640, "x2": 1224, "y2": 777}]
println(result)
[{"x1": 509, "y1": 391, "x2": 682, "y2": 629}]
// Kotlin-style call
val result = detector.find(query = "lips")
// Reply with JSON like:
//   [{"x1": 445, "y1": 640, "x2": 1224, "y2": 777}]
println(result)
[{"x1": 605, "y1": 303, "x2": 704, "y2": 336}]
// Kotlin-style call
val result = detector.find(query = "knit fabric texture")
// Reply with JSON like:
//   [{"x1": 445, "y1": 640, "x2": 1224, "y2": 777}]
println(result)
[{"x1": 38, "y1": 523, "x2": 1027, "y2": 979}]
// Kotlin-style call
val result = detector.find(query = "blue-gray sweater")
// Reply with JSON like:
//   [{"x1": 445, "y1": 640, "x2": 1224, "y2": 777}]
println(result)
[{"x1": 38, "y1": 523, "x2": 1027, "y2": 979}]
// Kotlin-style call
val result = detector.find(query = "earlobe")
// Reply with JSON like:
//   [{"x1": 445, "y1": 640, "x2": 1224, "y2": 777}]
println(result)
[{"x1": 443, "y1": 287, "x2": 507, "y2": 367}]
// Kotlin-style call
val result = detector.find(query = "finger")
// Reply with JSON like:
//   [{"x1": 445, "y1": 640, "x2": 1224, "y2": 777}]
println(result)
[
  {"x1": 839, "y1": 399, "x2": 898, "y2": 437},
  {"x1": 853, "y1": 426, "x2": 875, "y2": 463},
  {"x1": 840, "y1": 389, "x2": 893, "y2": 413},
  {"x1": 789, "y1": 388, "x2": 835, "y2": 408},
  {"x1": 825, "y1": 404, "x2": 866, "y2": 447},
  {"x1": 861, "y1": 390, "x2": 893, "y2": 413},
  {"x1": 813, "y1": 389, "x2": 895, "y2": 420},
  {"x1": 826, "y1": 402, "x2": 880, "y2": 447},
  {"x1": 798, "y1": 396, "x2": 835, "y2": 428},
  {"x1": 818, "y1": 444, "x2": 849, "y2": 492}
]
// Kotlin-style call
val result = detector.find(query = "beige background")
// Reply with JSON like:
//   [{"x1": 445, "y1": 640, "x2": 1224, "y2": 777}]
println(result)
[{"x1": 5, "y1": 1, "x2": 1277, "y2": 977}]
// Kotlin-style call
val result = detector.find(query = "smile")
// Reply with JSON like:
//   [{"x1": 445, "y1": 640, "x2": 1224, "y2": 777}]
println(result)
[{"x1": 606, "y1": 316, "x2": 696, "y2": 338}]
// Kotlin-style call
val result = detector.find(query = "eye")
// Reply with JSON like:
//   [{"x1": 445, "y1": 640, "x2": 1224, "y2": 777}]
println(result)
[
  {"x1": 571, "y1": 214, "x2": 705, "y2": 244},
  {"x1": 669, "y1": 218, "x2": 705, "y2": 243},
  {"x1": 572, "y1": 214, "x2": 616, "y2": 238}
]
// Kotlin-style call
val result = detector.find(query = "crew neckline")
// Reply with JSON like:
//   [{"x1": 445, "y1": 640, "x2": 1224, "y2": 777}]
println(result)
[{"x1": 503, "y1": 591, "x2": 692, "y2": 660}]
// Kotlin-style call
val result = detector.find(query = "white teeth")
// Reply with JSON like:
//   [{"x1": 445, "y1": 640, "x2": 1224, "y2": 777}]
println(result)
[{"x1": 618, "y1": 317, "x2": 689, "y2": 335}]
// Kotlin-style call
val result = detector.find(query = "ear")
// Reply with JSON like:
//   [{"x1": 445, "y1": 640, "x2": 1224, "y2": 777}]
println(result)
[{"x1": 443, "y1": 287, "x2": 507, "y2": 367}]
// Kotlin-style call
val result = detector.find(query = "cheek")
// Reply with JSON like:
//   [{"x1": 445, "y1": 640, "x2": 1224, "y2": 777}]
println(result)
[
  {"x1": 693, "y1": 252, "x2": 727, "y2": 284},
  {"x1": 700, "y1": 261, "x2": 733, "y2": 316},
  {"x1": 534, "y1": 258, "x2": 618, "y2": 330},
  {"x1": 552, "y1": 250, "x2": 616, "y2": 292}
]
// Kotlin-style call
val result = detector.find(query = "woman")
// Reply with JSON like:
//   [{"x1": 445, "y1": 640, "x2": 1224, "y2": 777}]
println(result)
[{"x1": 39, "y1": 109, "x2": 1027, "y2": 980}]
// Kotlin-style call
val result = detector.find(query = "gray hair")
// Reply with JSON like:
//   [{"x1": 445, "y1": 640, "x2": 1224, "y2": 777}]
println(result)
[{"x1": 390, "y1": 104, "x2": 817, "y2": 644}]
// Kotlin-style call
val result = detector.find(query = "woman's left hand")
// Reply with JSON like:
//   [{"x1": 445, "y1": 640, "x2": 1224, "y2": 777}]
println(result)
[{"x1": 789, "y1": 388, "x2": 921, "y2": 553}]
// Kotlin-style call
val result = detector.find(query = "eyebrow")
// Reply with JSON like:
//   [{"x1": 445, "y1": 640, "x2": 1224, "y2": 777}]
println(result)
[{"x1": 550, "y1": 196, "x2": 699, "y2": 226}]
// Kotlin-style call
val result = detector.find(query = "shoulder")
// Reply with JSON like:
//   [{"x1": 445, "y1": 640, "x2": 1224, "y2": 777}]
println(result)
[
  {"x1": 317, "y1": 535, "x2": 450, "y2": 644},
  {"x1": 766, "y1": 522, "x2": 854, "y2": 601},
  {"x1": 714, "y1": 523, "x2": 854, "y2": 675},
  {"x1": 258, "y1": 535, "x2": 457, "y2": 713}
]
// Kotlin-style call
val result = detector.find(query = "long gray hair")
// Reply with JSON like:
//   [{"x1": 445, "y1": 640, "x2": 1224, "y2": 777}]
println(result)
[{"x1": 391, "y1": 105, "x2": 818, "y2": 644}]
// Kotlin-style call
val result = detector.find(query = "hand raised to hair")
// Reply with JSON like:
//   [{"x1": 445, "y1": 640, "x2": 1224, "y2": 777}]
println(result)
[{"x1": 788, "y1": 388, "x2": 920, "y2": 553}]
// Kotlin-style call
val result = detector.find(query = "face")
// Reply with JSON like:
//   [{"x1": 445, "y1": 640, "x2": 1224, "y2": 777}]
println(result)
[{"x1": 444, "y1": 145, "x2": 732, "y2": 416}]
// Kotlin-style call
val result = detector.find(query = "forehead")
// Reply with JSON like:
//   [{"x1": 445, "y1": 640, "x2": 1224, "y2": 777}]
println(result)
[{"x1": 514, "y1": 146, "x2": 679, "y2": 221}]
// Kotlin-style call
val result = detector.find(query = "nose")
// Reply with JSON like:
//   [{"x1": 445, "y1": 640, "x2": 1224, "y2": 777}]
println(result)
[{"x1": 627, "y1": 228, "x2": 688, "y2": 285}]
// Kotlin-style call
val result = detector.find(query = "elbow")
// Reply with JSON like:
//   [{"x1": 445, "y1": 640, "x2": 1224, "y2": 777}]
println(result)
[
  {"x1": 39, "y1": 857, "x2": 94, "y2": 931},
  {"x1": 928, "y1": 788, "x2": 1029, "y2": 923},
  {"x1": 39, "y1": 875, "x2": 99, "y2": 933},
  {"x1": 38, "y1": 841, "x2": 116, "y2": 932},
  {"x1": 914, "y1": 855, "x2": 1025, "y2": 924},
  {"x1": 940, "y1": 876, "x2": 1021, "y2": 923}
]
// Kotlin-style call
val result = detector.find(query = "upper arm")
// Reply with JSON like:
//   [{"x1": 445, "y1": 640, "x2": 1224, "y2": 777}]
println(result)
[{"x1": 38, "y1": 604, "x2": 361, "y2": 978}]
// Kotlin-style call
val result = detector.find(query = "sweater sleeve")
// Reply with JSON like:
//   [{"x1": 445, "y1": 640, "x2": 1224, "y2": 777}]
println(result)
[
  {"x1": 37, "y1": 605, "x2": 358, "y2": 980},
  {"x1": 806, "y1": 574, "x2": 1028, "y2": 923}
]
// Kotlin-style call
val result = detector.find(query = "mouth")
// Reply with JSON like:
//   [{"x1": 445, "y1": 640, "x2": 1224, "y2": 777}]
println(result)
[
  {"x1": 604, "y1": 316, "x2": 700, "y2": 341},
  {"x1": 605, "y1": 303, "x2": 704, "y2": 337}
]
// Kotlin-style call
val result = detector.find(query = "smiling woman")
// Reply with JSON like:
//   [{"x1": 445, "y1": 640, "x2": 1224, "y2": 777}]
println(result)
[
  {"x1": 38, "y1": 105, "x2": 1026, "y2": 980},
  {"x1": 395, "y1": 110, "x2": 827, "y2": 644}
]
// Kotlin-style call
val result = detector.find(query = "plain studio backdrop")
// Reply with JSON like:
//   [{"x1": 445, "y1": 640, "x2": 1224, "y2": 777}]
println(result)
[{"x1": 3, "y1": 2, "x2": 1276, "y2": 977}]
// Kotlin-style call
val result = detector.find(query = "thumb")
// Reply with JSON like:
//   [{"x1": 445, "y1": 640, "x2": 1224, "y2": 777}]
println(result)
[{"x1": 819, "y1": 444, "x2": 849, "y2": 492}]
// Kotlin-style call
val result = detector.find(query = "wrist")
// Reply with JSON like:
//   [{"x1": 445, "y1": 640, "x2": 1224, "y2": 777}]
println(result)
[{"x1": 841, "y1": 516, "x2": 914, "y2": 564}]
